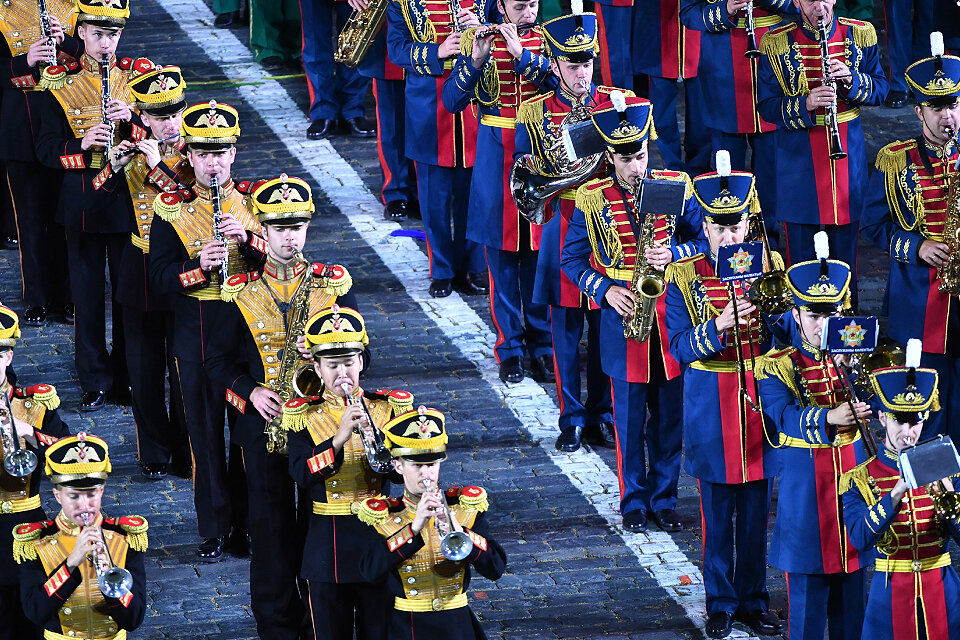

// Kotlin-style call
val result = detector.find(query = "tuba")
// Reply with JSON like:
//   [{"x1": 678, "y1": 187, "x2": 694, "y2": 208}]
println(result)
[
  {"x1": 334, "y1": 0, "x2": 388, "y2": 67},
  {"x1": 937, "y1": 126, "x2": 960, "y2": 294},
  {"x1": 623, "y1": 208, "x2": 665, "y2": 342}
]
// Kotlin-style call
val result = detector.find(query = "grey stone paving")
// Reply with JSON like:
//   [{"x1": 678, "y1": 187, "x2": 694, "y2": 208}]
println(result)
[{"x1": 3, "y1": 3, "x2": 949, "y2": 639}]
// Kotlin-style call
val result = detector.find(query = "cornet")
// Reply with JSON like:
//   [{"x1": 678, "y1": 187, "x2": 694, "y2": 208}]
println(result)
[
  {"x1": 341, "y1": 383, "x2": 393, "y2": 474},
  {"x1": 0, "y1": 391, "x2": 37, "y2": 478},
  {"x1": 420, "y1": 478, "x2": 473, "y2": 561},
  {"x1": 80, "y1": 513, "x2": 134, "y2": 599}
]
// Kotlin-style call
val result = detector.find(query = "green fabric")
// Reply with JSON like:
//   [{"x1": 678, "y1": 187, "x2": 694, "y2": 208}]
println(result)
[
  {"x1": 249, "y1": 0, "x2": 302, "y2": 61},
  {"x1": 213, "y1": 0, "x2": 241, "y2": 15},
  {"x1": 834, "y1": 0, "x2": 875, "y2": 21},
  {"x1": 538, "y1": 0, "x2": 564, "y2": 22}
]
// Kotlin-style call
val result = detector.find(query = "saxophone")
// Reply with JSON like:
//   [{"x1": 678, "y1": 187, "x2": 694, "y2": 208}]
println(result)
[
  {"x1": 937, "y1": 127, "x2": 960, "y2": 294},
  {"x1": 623, "y1": 209, "x2": 666, "y2": 342},
  {"x1": 334, "y1": 0, "x2": 388, "y2": 67},
  {"x1": 264, "y1": 249, "x2": 314, "y2": 454}
]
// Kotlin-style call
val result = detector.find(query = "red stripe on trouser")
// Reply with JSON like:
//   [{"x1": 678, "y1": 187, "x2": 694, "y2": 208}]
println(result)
[
  {"x1": 611, "y1": 379, "x2": 626, "y2": 502},
  {"x1": 698, "y1": 479, "x2": 706, "y2": 564},
  {"x1": 373, "y1": 80, "x2": 393, "y2": 205},
  {"x1": 486, "y1": 247, "x2": 506, "y2": 362},
  {"x1": 596, "y1": 6, "x2": 614, "y2": 87}
]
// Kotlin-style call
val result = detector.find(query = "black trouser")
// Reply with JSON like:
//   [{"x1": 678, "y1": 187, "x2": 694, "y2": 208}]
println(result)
[
  {"x1": 174, "y1": 357, "x2": 248, "y2": 538},
  {"x1": 307, "y1": 580, "x2": 391, "y2": 640},
  {"x1": 242, "y1": 439, "x2": 304, "y2": 640},
  {"x1": 65, "y1": 230, "x2": 127, "y2": 393},
  {"x1": 6, "y1": 161, "x2": 69, "y2": 308},
  {"x1": 123, "y1": 306, "x2": 189, "y2": 466},
  {"x1": 0, "y1": 160, "x2": 15, "y2": 237}
]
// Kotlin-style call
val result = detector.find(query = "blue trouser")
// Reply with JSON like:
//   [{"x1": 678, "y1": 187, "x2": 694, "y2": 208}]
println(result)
[
  {"x1": 785, "y1": 570, "x2": 866, "y2": 640},
  {"x1": 610, "y1": 374, "x2": 682, "y2": 516},
  {"x1": 596, "y1": 4, "x2": 634, "y2": 90},
  {"x1": 550, "y1": 306, "x2": 612, "y2": 430},
  {"x1": 649, "y1": 75, "x2": 711, "y2": 174},
  {"x1": 709, "y1": 129, "x2": 779, "y2": 235},
  {"x1": 920, "y1": 351, "x2": 960, "y2": 442},
  {"x1": 486, "y1": 244, "x2": 552, "y2": 363},
  {"x1": 372, "y1": 78, "x2": 414, "y2": 205},
  {"x1": 415, "y1": 163, "x2": 485, "y2": 280},
  {"x1": 783, "y1": 221, "x2": 859, "y2": 307},
  {"x1": 300, "y1": 0, "x2": 368, "y2": 121},
  {"x1": 882, "y1": 0, "x2": 934, "y2": 94},
  {"x1": 698, "y1": 479, "x2": 771, "y2": 616}
]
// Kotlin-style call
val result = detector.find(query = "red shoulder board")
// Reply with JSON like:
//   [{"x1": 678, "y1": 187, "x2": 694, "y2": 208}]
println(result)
[
  {"x1": 130, "y1": 57, "x2": 154, "y2": 75},
  {"x1": 65, "y1": 60, "x2": 79, "y2": 72},
  {"x1": 55, "y1": 51, "x2": 72, "y2": 64},
  {"x1": 118, "y1": 57, "x2": 133, "y2": 70},
  {"x1": 15, "y1": 521, "x2": 50, "y2": 536},
  {"x1": 388, "y1": 389, "x2": 413, "y2": 403},
  {"x1": 445, "y1": 486, "x2": 462, "y2": 498},
  {"x1": 656, "y1": 170, "x2": 683, "y2": 178},
  {"x1": 364, "y1": 497, "x2": 389, "y2": 513},
  {"x1": 158, "y1": 192, "x2": 182, "y2": 207},
  {"x1": 21, "y1": 384, "x2": 53, "y2": 397},
  {"x1": 889, "y1": 140, "x2": 916, "y2": 152},
  {"x1": 313, "y1": 264, "x2": 347, "y2": 280},
  {"x1": 45, "y1": 64, "x2": 66, "y2": 76},
  {"x1": 103, "y1": 516, "x2": 117, "y2": 525},
  {"x1": 179, "y1": 187, "x2": 197, "y2": 201},
  {"x1": 117, "y1": 515, "x2": 146, "y2": 528},
  {"x1": 225, "y1": 273, "x2": 250, "y2": 287},
  {"x1": 461, "y1": 486, "x2": 485, "y2": 500},
  {"x1": 384, "y1": 497, "x2": 403, "y2": 509},
  {"x1": 235, "y1": 180, "x2": 252, "y2": 193},
  {"x1": 283, "y1": 396, "x2": 315, "y2": 410}
]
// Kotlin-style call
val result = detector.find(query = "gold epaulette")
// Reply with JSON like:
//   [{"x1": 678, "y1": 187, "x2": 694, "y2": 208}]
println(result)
[
  {"x1": 759, "y1": 22, "x2": 794, "y2": 58},
  {"x1": 650, "y1": 169, "x2": 693, "y2": 200},
  {"x1": 595, "y1": 86, "x2": 636, "y2": 99},
  {"x1": 356, "y1": 496, "x2": 401, "y2": 526},
  {"x1": 575, "y1": 178, "x2": 612, "y2": 217},
  {"x1": 11, "y1": 521, "x2": 52, "y2": 564},
  {"x1": 111, "y1": 515, "x2": 149, "y2": 552},
  {"x1": 153, "y1": 191, "x2": 183, "y2": 222},
  {"x1": 770, "y1": 250, "x2": 786, "y2": 271},
  {"x1": 664, "y1": 254, "x2": 701, "y2": 285},
  {"x1": 838, "y1": 458, "x2": 878, "y2": 505},
  {"x1": 875, "y1": 140, "x2": 914, "y2": 175},
  {"x1": 456, "y1": 486, "x2": 489, "y2": 512},
  {"x1": 370, "y1": 389, "x2": 415, "y2": 416},
  {"x1": 753, "y1": 348, "x2": 801, "y2": 399},
  {"x1": 516, "y1": 93, "x2": 548, "y2": 126},
  {"x1": 838, "y1": 17, "x2": 877, "y2": 48},
  {"x1": 460, "y1": 26, "x2": 479, "y2": 57},
  {"x1": 281, "y1": 396, "x2": 319, "y2": 432},
  {"x1": 314, "y1": 263, "x2": 352, "y2": 297},
  {"x1": 15, "y1": 384, "x2": 60, "y2": 410}
]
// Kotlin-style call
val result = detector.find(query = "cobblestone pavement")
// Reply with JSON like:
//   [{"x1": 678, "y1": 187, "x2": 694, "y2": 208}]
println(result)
[{"x1": 2, "y1": 3, "x2": 948, "y2": 639}]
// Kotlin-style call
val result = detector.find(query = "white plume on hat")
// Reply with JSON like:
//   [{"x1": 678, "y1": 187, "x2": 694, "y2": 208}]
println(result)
[
  {"x1": 814, "y1": 231, "x2": 830, "y2": 260},
  {"x1": 716, "y1": 150, "x2": 731, "y2": 178},
  {"x1": 571, "y1": 0, "x2": 583, "y2": 15},
  {"x1": 610, "y1": 90, "x2": 627, "y2": 113},
  {"x1": 931, "y1": 32, "x2": 945, "y2": 57},
  {"x1": 905, "y1": 338, "x2": 923, "y2": 369}
]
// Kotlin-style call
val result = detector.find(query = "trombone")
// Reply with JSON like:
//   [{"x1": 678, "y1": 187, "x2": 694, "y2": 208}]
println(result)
[
  {"x1": 420, "y1": 478, "x2": 473, "y2": 561},
  {"x1": 0, "y1": 391, "x2": 37, "y2": 478},
  {"x1": 341, "y1": 383, "x2": 393, "y2": 474},
  {"x1": 80, "y1": 513, "x2": 134, "y2": 599}
]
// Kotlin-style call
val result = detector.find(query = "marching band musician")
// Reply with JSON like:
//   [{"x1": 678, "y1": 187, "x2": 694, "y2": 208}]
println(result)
[
  {"x1": 91, "y1": 62, "x2": 192, "y2": 481},
  {"x1": 756, "y1": 0, "x2": 887, "y2": 302},
  {"x1": 0, "y1": 304, "x2": 69, "y2": 640},
  {"x1": 32, "y1": 0, "x2": 144, "y2": 411},
  {"x1": 560, "y1": 92, "x2": 705, "y2": 533},
  {"x1": 755, "y1": 237, "x2": 870, "y2": 640},
  {"x1": 841, "y1": 357, "x2": 960, "y2": 639},
  {"x1": 515, "y1": 4, "x2": 614, "y2": 451},
  {"x1": 0, "y1": 0, "x2": 79, "y2": 327},
  {"x1": 204, "y1": 175, "x2": 355, "y2": 640},
  {"x1": 664, "y1": 157, "x2": 783, "y2": 639},
  {"x1": 148, "y1": 100, "x2": 260, "y2": 562},
  {"x1": 14, "y1": 433, "x2": 148, "y2": 639},
  {"x1": 861, "y1": 37, "x2": 960, "y2": 443},
  {"x1": 356, "y1": 406, "x2": 507, "y2": 639},
  {"x1": 284, "y1": 307, "x2": 410, "y2": 640},
  {"x1": 442, "y1": 0, "x2": 553, "y2": 384},
  {"x1": 386, "y1": 0, "x2": 488, "y2": 299}
]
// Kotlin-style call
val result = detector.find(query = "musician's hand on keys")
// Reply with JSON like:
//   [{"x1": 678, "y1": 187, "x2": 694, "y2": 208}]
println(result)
[
  {"x1": 457, "y1": 8, "x2": 481, "y2": 28},
  {"x1": 105, "y1": 98, "x2": 132, "y2": 123},
  {"x1": 438, "y1": 32, "x2": 462, "y2": 58},
  {"x1": 919, "y1": 239, "x2": 950, "y2": 268},
  {"x1": 80, "y1": 123, "x2": 113, "y2": 150},
  {"x1": 826, "y1": 58, "x2": 852, "y2": 89},
  {"x1": 48, "y1": 16, "x2": 65, "y2": 44},
  {"x1": 198, "y1": 239, "x2": 227, "y2": 271},
  {"x1": 604, "y1": 285, "x2": 636, "y2": 318},
  {"x1": 726, "y1": 0, "x2": 749, "y2": 18},
  {"x1": 250, "y1": 387, "x2": 283, "y2": 421},
  {"x1": 347, "y1": 0, "x2": 368, "y2": 10},
  {"x1": 137, "y1": 138, "x2": 161, "y2": 169},
  {"x1": 826, "y1": 400, "x2": 871, "y2": 427},
  {"x1": 470, "y1": 30, "x2": 493, "y2": 67},
  {"x1": 715, "y1": 296, "x2": 756, "y2": 333},
  {"x1": 805, "y1": 84, "x2": 836, "y2": 112},
  {"x1": 218, "y1": 212, "x2": 248, "y2": 243},
  {"x1": 296, "y1": 335, "x2": 311, "y2": 359},
  {"x1": 644, "y1": 243, "x2": 673, "y2": 269},
  {"x1": 110, "y1": 140, "x2": 136, "y2": 171},
  {"x1": 26, "y1": 38, "x2": 56, "y2": 67},
  {"x1": 66, "y1": 525, "x2": 102, "y2": 570},
  {"x1": 500, "y1": 23, "x2": 523, "y2": 59}
]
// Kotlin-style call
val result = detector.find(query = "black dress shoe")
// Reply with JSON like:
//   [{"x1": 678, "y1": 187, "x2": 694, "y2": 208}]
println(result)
[
  {"x1": 307, "y1": 119, "x2": 334, "y2": 140},
  {"x1": 555, "y1": 426, "x2": 582, "y2": 452},
  {"x1": 529, "y1": 354, "x2": 556, "y2": 383},
  {"x1": 260, "y1": 56, "x2": 284, "y2": 72},
  {"x1": 110, "y1": 386, "x2": 132, "y2": 406},
  {"x1": 884, "y1": 90, "x2": 908, "y2": 109},
  {"x1": 454, "y1": 272, "x2": 488, "y2": 296},
  {"x1": 23, "y1": 306, "x2": 46, "y2": 326},
  {"x1": 706, "y1": 611, "x2": 734, "y2": 639},
  {"x1": 225, "y1": 529, "x2": 251, "y2": 558},
  {"x1": 345, "y1": 117, "x2": 375, "y2": 137},
  {"x1": 1, "y1": 234, "x2": 18, "y2": 250},
  {"x1": 213, "y1": 10, "x2": 236, "y2": 26},
  {"x1": 52, "y1": 303, "x2": 75, "y2": 323},
  {"x1": 583, "y1": 421, "x2": 615, "y2": 447},
  {"x1": 733, "y1": 609, "x2": 783, "y2": 635},
  {"x1": 79, "y1": 390, "x2": 107, "y2": 412},
  {"x1": 170, "y1": 460, "x2": 192, "y2": 479},
  {"x1": 406, "y1": 200, "x2": 422, "y2": 219},
  {"x1": 652, "y1": 509, "x2": 683, "y2": 532},
  {"x1": 622, "y1": 510, "x2": 647, "y2": 533},
  {"x1": 498, "y1": 356, "x2": 523, "y2": 383},
  {"x1": 140, "y1": 462, "x2": 167, "y2": 480},
  {"x1": 383, "y1": 199, "x2": 408, "y2": 220},
  {"x1": 197, "y1": 536, "x2": 226, "y2": 562},
  {"x1": 429, "y1": 278, "x2": 452, "y2": 298}
]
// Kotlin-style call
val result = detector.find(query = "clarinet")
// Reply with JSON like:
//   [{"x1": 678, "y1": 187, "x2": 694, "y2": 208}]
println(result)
[
  {"x1": 816, "y1": 17, "x2": 847, "y2": 160},
  {"x1": 744, "y1": 1, "x2": 760, "y2": 59},
  {"x1": 100, "y1": 54, "x2": 114, "y2": 161},
  {"x1": 209, "y1": 175, "x2": 229, "y2": 289},
  {"x1": 36, "y1": 0, "x2": 56, "y2": 65}
]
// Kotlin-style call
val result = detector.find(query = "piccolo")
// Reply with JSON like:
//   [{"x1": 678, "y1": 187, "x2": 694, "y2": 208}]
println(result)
[{"x1": 474, "y1": 21, "x2": 538, "y2": 38}]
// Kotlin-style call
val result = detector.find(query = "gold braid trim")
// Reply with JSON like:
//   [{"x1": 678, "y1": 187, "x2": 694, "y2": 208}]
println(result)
[
  {"x1": 759, "y1": 25, "x2": 793, "y2": 96},
  {"x1": 152, "y1": 192, "x2": 181, "y2": 222},
  {"x1": 577, "y1": 179, "x2": 620, "y2": 269},
  {"x1": 281, "y1": 401, "x2": 310, "y2": 432},
  {"x1": 220, "y1": 275, "x2": 246, "y2": 302},
  {"x1": 357, "y1": 497, "x2": 391, "y2": 526},
  {"x1": 839, "y1": 18, "x2": 877, "y2": 48},
  {"x1": 120, "y1": 517, "x2": 149, "y2": 553},
  {"x1": 875, "y1": 142, "x2": 909, "y2": 175},
  {"x1": 32, "y1": 385, "x2": 60, "y2": 410},
  {"x1": 460, "y1": 27, "x2": 478, "y2": 57},
  {"x1": 770, "y1": 251, "x2": 785, "y2": 271},
  {"x1": 39, "y1": 66, "x2": 68, "y2": 91},
  {"x1": 575, "y1": 181, "x2": 608, "y2": 218},
  {"x1": 388, "y1": 394, "x2": 414, "y2": 416},
  {"x1": 876, "y1": 142, "x2": 914, "y2": 232},
  {"x1": 459, "y1": 487, "x2": 489, "y2": 512},
  {"x1": 321, "y1": 266, "x2": 352, "y2": 297},
  {"x1": 516, "y1": 95, "x2": 546, "y2": 127},
  {"x1": 753, "y1": 349, "x2": 802, "y2": 401},
  {"x1": 11, "y1": 525, "x2": 42, "y2": 564},
  {"x1": 838, "y1": 460, "x2": 878, "y2": 506},
  {"x1": 664, "y1": 258, "x2": 700, "y2": 322}
]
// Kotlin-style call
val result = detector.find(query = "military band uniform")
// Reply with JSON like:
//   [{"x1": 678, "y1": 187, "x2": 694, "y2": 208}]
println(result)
[
  {"x1": 386, "y1": 0, "x2": 486, "y2": 288},
  {"x1": 0, "y1": 0, "x2": 78, "y2": 319},
  {"x1": 90, "y1": 64, "x2": 191, "y2": 472},
  {"x1": 756, "y1": 257, "x2": 869, "y2": 640},
  {"x1": 861, "y1": 50, "x2": 960, "y2": 443},
  {"x1": 664, "y1": 170, "x2": 778, "y2": 629},
  {"x1": 442, "y1": 12, "x2": 553, "y2": 370},
  {"x1": 881, "y1": 0, "x2": 933, "y2": 105},
  {"x1": 593, "y1": 0, "x2": 633, "y2": 90},
  {"x1": 0, "y1": 304, "x2": 69, "y2": 640},
  {"x1": 756, "y1": 13, "x2": 888, "y2": 301}
]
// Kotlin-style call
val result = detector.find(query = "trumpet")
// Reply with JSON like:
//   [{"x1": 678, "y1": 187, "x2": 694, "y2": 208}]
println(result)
[
  {"x1": 80, "y1": 513, "x2": 134, "y2": 599},
  {"x1": 341, "y1": 383, "x2": 393, "y2": 474},
  {"x1": 0, "y1": 390, "x2": 37, "y2": 478},
  {"x1": 816, "y1": 17, "x2": 847, "y2": 160},
  {"x1": 420, "y1": 478, "x2": 474, "y2": 561}
]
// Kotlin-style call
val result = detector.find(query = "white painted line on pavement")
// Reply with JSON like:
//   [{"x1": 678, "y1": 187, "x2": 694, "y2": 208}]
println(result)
[{"x1": 156, "y1": 4, "x2": 759, "y2": 637}]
